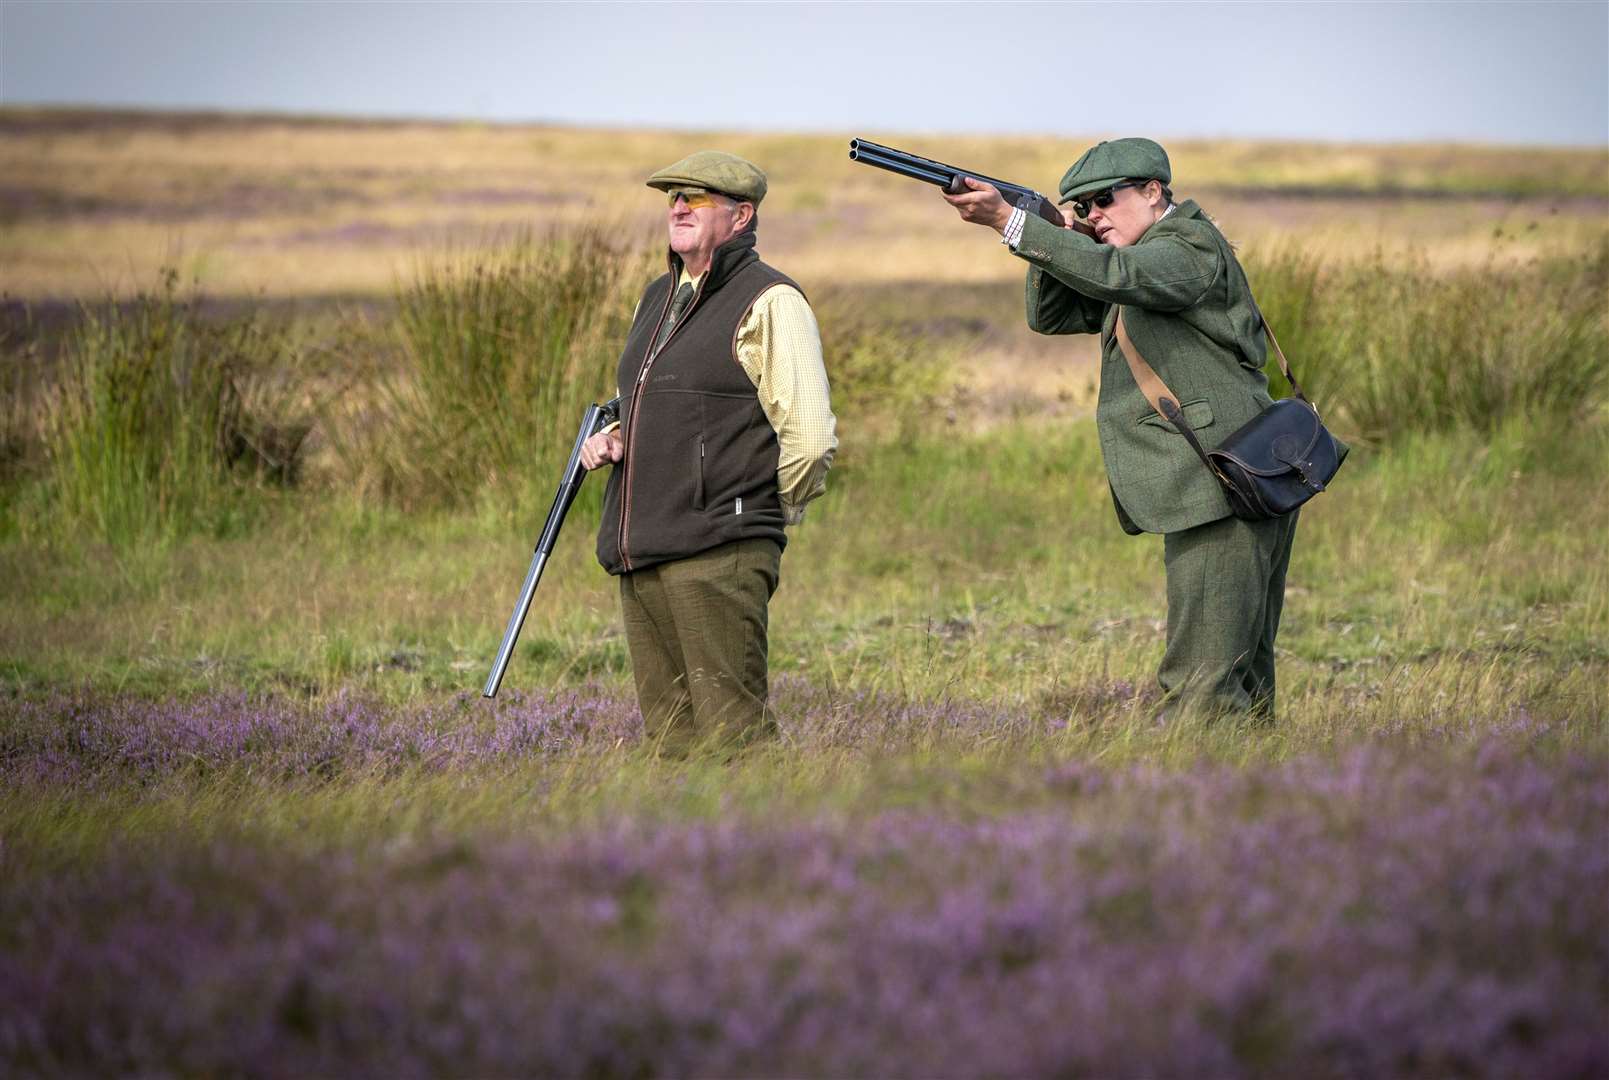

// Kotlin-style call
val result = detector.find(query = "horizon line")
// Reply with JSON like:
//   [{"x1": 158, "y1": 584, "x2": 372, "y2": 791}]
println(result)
[{"x1": 2, "y1": 101, "x2": 1605, "y2": 155}]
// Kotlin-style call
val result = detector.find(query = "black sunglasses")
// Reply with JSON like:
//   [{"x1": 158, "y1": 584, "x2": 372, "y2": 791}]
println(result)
[{"x1": 1072, "y1": 180, "x2": 1149, "y2": 220}]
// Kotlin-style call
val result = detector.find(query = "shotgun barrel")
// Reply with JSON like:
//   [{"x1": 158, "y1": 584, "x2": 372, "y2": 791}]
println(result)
[
  {"x1": 849, "y1": 138, "x2": 1067, "y2": 227},
  {"x1": 482, "y1": 396, "x2": 620, "y2": 698}
]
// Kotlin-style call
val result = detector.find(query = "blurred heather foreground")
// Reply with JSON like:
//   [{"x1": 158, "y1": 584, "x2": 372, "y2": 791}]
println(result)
[
  {"x1": 3, "y1": 690, "x2": 1606, "y2": 1075},
  {"x1": 2, "y1": 111, "x2": 1608, "y2": 1075}
]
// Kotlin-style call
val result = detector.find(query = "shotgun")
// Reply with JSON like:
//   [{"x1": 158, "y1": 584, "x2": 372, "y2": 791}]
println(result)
[
  {"x1": 848, "y1": 138, "x2": 1070, "y2": 227},
  {"x1": 483, "y1": 396, "x2": 620, "y2": 697}
]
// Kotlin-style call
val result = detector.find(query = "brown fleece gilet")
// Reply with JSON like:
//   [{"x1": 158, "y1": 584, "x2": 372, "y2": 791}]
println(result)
[{"x1": 597, "y1": 230, "x2": 798, "y2": 575}]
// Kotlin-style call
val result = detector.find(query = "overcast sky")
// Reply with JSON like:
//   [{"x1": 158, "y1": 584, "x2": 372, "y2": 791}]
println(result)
[{"x1": 2, "y1": 1, "x2": 1606, "y2": 146}]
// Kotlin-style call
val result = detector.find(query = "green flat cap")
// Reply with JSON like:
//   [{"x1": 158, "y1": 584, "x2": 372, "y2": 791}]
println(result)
[
  {"x1": 1056, "y1": 137, "x2": 1171, "y2": 204},
  {"x1": 646, "y1": 150, "x2": 767, "y2": 205}
]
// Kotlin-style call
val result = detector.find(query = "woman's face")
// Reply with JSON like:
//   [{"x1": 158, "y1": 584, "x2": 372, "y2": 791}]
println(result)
[{"x1": 1082, "y1": 181, "x2": 1166, "y2": 248}]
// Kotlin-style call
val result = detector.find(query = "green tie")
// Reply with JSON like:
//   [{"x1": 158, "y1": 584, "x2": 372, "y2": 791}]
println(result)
[{"x1": 651, "y1": 281, "x2": 695, "y2": 355}]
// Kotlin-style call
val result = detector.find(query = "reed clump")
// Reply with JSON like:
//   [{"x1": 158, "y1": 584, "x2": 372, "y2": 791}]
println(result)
[
  {"x1": 1246, "y1": 243, "x2": 1609, "y2": 443},
  {"x1": 28, "y1": 269, "x2": 307, "y2": 546},
  {"x1": 0, "y1": 313, "x2": 43, "y2": 494},
  {"x1": 351, "y1": 227, "x2": 654, "y2": 510},
  {"x1": 347, "y1": 229, "x2": 957, "y2": 509}
]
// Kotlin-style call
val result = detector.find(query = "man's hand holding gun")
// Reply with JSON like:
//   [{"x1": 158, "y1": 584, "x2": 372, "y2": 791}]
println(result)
[{"x1": 579, "y1": 428, "x2": 623, "y2": 470}]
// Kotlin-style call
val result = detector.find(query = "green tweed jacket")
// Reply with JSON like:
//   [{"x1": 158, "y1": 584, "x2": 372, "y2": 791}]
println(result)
[{"x1": 1017, "y1": 200, "x2": 1272, "y2": 535}]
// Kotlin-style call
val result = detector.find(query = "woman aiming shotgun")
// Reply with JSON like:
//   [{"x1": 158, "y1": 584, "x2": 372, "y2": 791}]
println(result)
[{"x1": 942, "y1": 138, "x2": 1305, "y2": 719}]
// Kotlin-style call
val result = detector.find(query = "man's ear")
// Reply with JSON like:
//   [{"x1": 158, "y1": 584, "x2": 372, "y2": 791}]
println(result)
[{"x1": 734, "y1": 202, "x2": 755, "y2": 231}]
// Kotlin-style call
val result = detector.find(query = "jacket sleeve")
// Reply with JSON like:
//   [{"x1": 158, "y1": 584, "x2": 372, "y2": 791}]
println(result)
[
  {"x1": 1025, "y1": 264, "x2": 1107, "y2": 335},
  {"x1": 1013, "y1": 212, "x2": 1220, "y2": 313}
]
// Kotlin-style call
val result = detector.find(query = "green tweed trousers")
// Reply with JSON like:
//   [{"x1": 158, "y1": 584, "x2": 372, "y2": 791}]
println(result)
[
  {"x1": 618, "y1": 537, "x2": 781, "y2": 756},
  {"x1": 1160, "y1": 510, "x2": 1299, "y2": 717}
]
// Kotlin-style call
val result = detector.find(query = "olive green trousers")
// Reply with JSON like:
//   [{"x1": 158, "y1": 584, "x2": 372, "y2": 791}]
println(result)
[
  {"x1": 1159, "y1": 510, "x2": 1299, "y2": 717},
  {"x1": 618, "y1": 538, "x2": 782, "y2": 756}
]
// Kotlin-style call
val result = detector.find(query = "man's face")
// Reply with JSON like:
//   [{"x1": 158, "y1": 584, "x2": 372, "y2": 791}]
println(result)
[
  {"x1": 1080, "y1": 181, "x2": 1163, "y2": 248},
  {"x1": 666, "y1": 190, "x2": 747, "y2": 259}
]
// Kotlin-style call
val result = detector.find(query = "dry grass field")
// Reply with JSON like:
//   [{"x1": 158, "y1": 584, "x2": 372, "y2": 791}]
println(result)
[
  {"x1": 4, "y1": 107, "x2": 1605, "y2": 300},
  {"x1": 5, "y1": 107, "x2": 1605, "y2": 416}
]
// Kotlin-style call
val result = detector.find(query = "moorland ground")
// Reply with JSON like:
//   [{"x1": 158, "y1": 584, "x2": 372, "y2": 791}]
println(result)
[{"x1": 2, "y1": 109, "x2": 1606, "y2": 1074}]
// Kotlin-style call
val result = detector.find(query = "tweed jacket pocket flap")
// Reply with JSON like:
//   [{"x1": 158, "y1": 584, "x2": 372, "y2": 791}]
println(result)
[{"x1": 1138, "y1": 397, "x2": 1214, "y2": 435}]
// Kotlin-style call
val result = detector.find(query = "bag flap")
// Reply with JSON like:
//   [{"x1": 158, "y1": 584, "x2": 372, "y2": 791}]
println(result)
[{"x1": 1210, "y1": 399, "x2": 1330, "y2": 478}]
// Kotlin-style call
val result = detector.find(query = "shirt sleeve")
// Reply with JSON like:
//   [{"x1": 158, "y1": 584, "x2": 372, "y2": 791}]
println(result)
[{"x1": 734, "y1": 284, "x2": 837, "y2": 525}]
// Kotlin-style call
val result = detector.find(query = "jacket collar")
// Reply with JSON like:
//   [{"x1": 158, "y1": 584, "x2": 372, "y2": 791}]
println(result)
[
  {"x1": 666, "y1": 229, "x2": 759, "y2": 293},
  {"x1": 1134, "y1": 199, "x2": 1201, "y2": 245}
]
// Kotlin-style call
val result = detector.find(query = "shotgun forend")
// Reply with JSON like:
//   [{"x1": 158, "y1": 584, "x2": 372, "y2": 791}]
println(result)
[
  {"x1": 848, "y1": 138, "x2": 1068, "y2": 227},
  {"x1": 482, "y1": 396, "x2": 620, "y2": 698}
]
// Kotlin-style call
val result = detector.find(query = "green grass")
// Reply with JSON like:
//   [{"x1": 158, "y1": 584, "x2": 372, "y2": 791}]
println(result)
[
  {"x1": 2, "y1": 232, "x2": 1604, "y2": 739},
  {"x1": 3, "y1": 418, "x2": 1603, "y2": 732}
]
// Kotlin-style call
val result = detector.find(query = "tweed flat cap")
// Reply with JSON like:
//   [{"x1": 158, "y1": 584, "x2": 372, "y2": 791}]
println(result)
[
  {"x1": 1056, "y1": 138, "x2": 1171, "y2": 204},
  {"x1": 646, "y1": 150, "x2": 767, "y2": 204}
]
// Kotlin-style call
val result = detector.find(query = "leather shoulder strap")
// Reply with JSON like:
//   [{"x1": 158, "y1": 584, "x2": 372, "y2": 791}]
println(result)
[
  {"x1": 1113, "y1": 310, "x2": 1175, "y2": 420},
  {"x1": 1118, "y1": 307, "x2": 1315, "y2": 412},
  {"x1": 1260, "y1": 320, "x2": 1311, "y2": 404},
  {"x1": 1114, "y1": 309, "x2": 1222, "y2": 477}
]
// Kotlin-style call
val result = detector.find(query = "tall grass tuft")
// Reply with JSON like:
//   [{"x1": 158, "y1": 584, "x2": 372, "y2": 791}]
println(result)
[
  {"x1": 35, "y1": 269, "x2": 304, "y2": 546},
  {"x1": 1247, "y1": 243, "x2": 1609, "y2": 444},
  {"x1": 0, "y1": 308, "x2": 43, "y2": 498},
  {"x1": 358, "y1": 227, "x2": 656, "y2": 510}
]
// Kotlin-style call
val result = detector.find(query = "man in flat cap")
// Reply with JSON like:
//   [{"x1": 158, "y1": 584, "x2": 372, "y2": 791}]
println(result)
[
  {"x1": 942, "y1": 138, "x2": 1309, "y2": 718},
  {"x1": 579, "y1": 150, "x2": 837, "y2": 755}
]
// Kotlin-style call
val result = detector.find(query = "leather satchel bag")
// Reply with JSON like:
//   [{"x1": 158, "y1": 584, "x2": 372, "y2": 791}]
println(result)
[{"x1": 1115, "y1": 309, "x2": 1346, "y2": 522}]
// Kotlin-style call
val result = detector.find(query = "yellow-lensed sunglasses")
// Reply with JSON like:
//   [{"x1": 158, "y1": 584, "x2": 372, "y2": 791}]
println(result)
[{"x1": 667, "y1": 190, "x2": 725, "y2": 210}]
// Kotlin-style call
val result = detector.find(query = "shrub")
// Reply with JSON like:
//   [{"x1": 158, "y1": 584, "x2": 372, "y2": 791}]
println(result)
[
  {"x1": 1246, "y1": 243, "x2": 1609, "y2": 444},
  {"x1": 356, "y1": 227, "x2": 655, "y2": 510},
  {"x1": 34, "y1": 269, "x2": 306, "y2": 545}
]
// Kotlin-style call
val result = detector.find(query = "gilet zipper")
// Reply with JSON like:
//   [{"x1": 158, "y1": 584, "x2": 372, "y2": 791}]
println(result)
[{"x1": 617, "y1": 265, "x2": 707, "y2": 572}]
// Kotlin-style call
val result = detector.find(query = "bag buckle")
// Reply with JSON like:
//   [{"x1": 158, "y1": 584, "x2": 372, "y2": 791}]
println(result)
[{"x1": 1293, "y1": 459, "x2": 1325, "y2": 493}]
